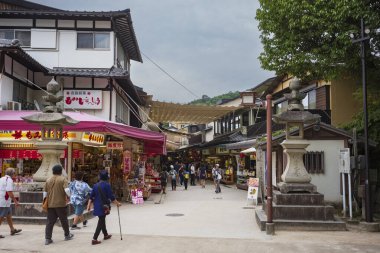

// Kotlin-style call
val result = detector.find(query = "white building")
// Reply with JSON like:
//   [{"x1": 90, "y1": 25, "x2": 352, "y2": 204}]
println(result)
[{"x1": 0, "y1": 0, "x2": 145, "y2": 128}]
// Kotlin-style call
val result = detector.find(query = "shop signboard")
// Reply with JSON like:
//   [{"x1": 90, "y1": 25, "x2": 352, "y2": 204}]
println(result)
[
  {"x1": 0, "y1": 130, "x2": 78, "y2": 142},
  {"x1": 339, "y1": 148, "x2": 350, "y2": 173},
  {"x1": 64, "y1": 90, "x2": 103, "y2": 109},
  {"x1": 202, "y1": 149, "x2": 210, "y2": 155},
  {"x1": 216, "y1": 146, "x2": 229, "y2": 154},
  {"x1": 247, "y1": 178, "x2": 259, "y2": 205},
  {"x1": 106, "y1": 141, "x2": 123, "y2": 150},
  {"x1": 81, "y1": 132, "x2": 104, "y2": 145},
  {"x1": 131, "y1": 188, "x2": 144, "y2": 204},
  {"x1": 123, "y1": 150, "x2": 131, "y2": 174}
]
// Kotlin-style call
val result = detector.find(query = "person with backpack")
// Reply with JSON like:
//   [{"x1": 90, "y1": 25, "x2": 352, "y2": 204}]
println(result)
[
  {"x1": 183, "y1": 168, "x2": 190, "y2": 190},
  {"x1": 199, "y1": 164, "x2": 207, "y2": 188},
  {"x1": 169, "y1": 165, "x2": 177, "y2": 191},
  {"x1": 159, "y1": 169, "x2": 169, "y2": 194},
  {"x1": 212, "y1": 164, "x2": 222, "y2": 193}
]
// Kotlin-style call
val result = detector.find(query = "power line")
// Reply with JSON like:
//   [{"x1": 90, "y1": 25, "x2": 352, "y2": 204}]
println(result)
[{"x1": 141, "y1": 51, "x2": 200, "y2": 99}]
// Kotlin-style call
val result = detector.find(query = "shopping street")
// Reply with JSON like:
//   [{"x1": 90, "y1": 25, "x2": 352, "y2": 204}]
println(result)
[{"x1": 1, "y1": 183, "x2": 379, "y2": 253}]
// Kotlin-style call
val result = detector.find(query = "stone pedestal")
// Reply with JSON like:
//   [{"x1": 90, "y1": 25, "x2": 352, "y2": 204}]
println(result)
[
  {"x1": 280, "y1": 139, "x2": 311, "y2": 183},
  {"x1": 33, "y1": 141, "x2": 67, "y2": 182}
]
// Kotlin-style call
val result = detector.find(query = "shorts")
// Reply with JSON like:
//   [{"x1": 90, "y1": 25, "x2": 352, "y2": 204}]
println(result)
[
  {"x1": 0, "y1": 207, "x2": 11, "y2": 217},
  {"x1": 73, "y1": 204, "x2": 85, "y2": 216},
  {"x1": 161, "y1": 182, "x2": 167, "y2": 187}
]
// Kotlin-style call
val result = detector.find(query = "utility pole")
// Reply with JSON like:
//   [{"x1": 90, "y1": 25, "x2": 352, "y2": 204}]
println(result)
[
  {"x1": 351, "y1": 18, "x2": 372, "y2": 222},
  {"x1": 266, "y1": 94, "x2": 274, "y2": 234}
]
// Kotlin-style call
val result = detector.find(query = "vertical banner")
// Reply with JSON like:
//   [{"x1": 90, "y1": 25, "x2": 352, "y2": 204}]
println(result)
[{"x1": 123, "y1": 150, "x2": 131, "y2": 175}]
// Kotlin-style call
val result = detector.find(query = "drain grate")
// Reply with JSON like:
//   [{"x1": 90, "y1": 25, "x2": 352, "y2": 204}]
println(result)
[
  {"x1": 165, "y1": 213, "x2": 184, "y2": 217},
  {"x1": 213, "y1": 197, "x2": 223, "y2": 200},
  {"x1": 242, "y1": 206, "x2": 255, "y2": 209}
]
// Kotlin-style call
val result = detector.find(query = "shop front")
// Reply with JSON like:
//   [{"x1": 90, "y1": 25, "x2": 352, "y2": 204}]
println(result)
[{"x1": 0, "y1": 110, "x2": 166, "y2": 203}]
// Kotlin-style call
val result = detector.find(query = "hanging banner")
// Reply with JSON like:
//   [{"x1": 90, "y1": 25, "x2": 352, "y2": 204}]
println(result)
[
  {"x1": 123, "y1": 150, "x2": 131, "y2": 174},
  {"x1": 64, "y1": 90, "x2": 103, "y2": 109},
  {"x1": 0, "y1": 130, "x2": 78, "y2": 142}
]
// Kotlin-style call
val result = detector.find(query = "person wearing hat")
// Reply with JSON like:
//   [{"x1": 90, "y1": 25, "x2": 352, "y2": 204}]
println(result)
[
  {"x1": 44, "y1": 164, "x2": 73, "y2": 245},
  {"x1": 0, "y1": 167, "x2": 22, "y2": 239},
  {"x1": 169, "y1": 165, "x2": 177, "y2": 191},
  {"x1": 87, "y1": 170, "x2": 121, "y2": 245}
]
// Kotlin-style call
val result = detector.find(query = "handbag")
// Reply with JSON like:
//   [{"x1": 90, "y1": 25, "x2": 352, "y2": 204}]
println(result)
[
  {"x1": 42, "y1": 178, "x2": 56, "y2": 213},
  {"x1": 98, "y1": 184, "x2": 111, "y2": 215},
  {"x1": 42, "y1": 197, "x2": 48, "y2": 212}
]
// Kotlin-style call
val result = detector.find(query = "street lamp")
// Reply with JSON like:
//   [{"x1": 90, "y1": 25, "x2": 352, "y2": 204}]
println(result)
[{"x1": 351, "y1": 18, "x2": 372, "y2": 223}]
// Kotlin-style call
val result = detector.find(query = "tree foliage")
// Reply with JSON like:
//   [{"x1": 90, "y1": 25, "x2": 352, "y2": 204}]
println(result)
[
  {"x1": 256, "y1": 0, "x2": 380, "y2": 82},
  {"x1": 188, "y1": 91, "x2": 240, "y2": 105},
  {"x1": 256, "y1": 0, "x2": 380, "y2": 143}
]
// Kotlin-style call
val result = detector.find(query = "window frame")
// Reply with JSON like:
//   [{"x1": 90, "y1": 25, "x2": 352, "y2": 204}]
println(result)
[
  {"x1": 76, "y1": 31, "x2": 110, "y2": 50},
  {"x1": 0, "y1": 29, "x2": 31, "y2": 47}
]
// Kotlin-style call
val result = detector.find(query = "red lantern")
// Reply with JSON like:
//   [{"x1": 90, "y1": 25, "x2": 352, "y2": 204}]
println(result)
[{"x1": 239, "y1": 153, "x2": 245, "y2": 158}]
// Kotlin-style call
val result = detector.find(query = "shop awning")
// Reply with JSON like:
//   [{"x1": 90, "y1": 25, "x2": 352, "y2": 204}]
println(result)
[
  {"x1": 0, "y1": 111, "x2": 166, "y2": 155},
  {"x1": 224, "y1": 139, "x2": 256, "y2": 150},
  {"x1": 240, "y1": 147, "x2": 256, "y2": 154}
]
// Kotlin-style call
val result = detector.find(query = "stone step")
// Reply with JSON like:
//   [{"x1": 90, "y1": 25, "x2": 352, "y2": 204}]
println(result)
[
  {"x1": 273, "y1": 204, "x2": 335, "y2": 221},
  {"x1": 19, "y1": 191, "x2": 44, "y2": 203},
  {"x1": 255, "y1": 209, "x2": 346, "y2": 231},
  {"x1": 11, "y1": 210, "x2": 94, "y2": 226},
  {"x1": 273, "y1": 190, "x2": 325, "y2": 205}
]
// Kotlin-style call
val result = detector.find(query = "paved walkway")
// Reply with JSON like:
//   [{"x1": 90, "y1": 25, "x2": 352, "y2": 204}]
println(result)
[{"x1": 1, "y1": 183, "x2": 379, "y2": 253}]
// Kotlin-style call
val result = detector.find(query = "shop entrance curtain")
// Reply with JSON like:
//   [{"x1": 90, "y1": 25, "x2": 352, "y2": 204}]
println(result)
[{"x1": 0, "y1": 111, "x2": 166, "y2": 155}]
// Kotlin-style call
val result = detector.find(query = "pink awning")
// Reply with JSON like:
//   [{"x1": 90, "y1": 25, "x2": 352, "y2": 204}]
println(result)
[{"x1": 0, "y1": 111, "x2": 166, "y2": 155}]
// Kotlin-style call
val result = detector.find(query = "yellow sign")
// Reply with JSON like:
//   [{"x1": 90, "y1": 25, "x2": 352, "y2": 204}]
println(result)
[
  {"x1": 81, "y1": 132, "x2": 105, "y2": 145},
  {"x1": 0, "y1": 130, "x2": 78, "y2": 142}
]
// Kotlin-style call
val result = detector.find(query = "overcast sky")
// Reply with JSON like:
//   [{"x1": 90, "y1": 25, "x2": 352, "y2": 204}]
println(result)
[{"x1": 33, "y1": 0, "x2": 274, "y2": 103}]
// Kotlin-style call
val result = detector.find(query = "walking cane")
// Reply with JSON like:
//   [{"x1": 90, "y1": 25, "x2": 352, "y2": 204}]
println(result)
[{"x1": 117, "y1": 205, "x2": 123, "y2": 240}]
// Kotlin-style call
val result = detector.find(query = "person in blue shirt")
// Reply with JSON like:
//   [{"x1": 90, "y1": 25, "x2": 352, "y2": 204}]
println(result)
[
  {"x1": 69, "y1": 171, "x2": 92, "y2": 230},
  {"x1": 87, "y1": 170, "x2": 121, "y2": 245}
]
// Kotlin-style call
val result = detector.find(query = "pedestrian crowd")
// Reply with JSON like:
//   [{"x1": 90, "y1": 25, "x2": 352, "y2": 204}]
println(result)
[
  {"x1": 161, "y1": 161, "x2": 223, "y2": 194},
  {"x1": 0, "y1": 161, "x2": 222, "y2": 246}
]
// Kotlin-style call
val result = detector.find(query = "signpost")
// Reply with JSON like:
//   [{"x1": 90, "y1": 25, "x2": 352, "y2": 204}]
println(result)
[
  {"x1": 247, "y1": 178, "x2": 259, "y2": 206},
  {"x1": 339, "y1": 148, "x2": 352, "y2": 219}
]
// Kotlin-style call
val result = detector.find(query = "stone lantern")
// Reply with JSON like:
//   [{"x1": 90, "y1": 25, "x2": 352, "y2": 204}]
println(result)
[
  {"x1": 22, "y1": 78, "x2": 78, "y2": 188},
  {"x1": 273, "y1": 77, "x2": 320, "y2": 191}
]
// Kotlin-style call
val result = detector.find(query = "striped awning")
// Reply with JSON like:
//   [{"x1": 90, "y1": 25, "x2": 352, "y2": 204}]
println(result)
[{"x1": 149, "y1": 101, "x2": 242, "y2": 124}]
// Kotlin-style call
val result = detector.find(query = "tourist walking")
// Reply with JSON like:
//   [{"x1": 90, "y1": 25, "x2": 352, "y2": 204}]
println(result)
[
  {"x1": 169, "y1": 165, "x2": 177, "y2": 190},
  {"x1": 0, "y1": 167, "x2": 22, "y2": 239},
  {"x1": 44, "y1": 164, "x2": 73, "y2": 245},
  {"x1": 183, "y1": 168, "x2": 190, "y2": 190},
  {"x1": 190, "y1": 163, "x2": 196, "y2": 186},
  {"x1": 159, "y1": 169, "x2": 169, "y2": 194},
  {"x1": 178, "y1": 164, "x2": 184, "y2": 186},
  {"x1": 69, "y1": 171, "x2": 92, "y2": 230},
  {"x1": 199, "y1": 164, "x2": 207, "y2": 188},
  {"x1": 87, "y1": 170, "x2": 121, "y2": 245},
  {"x1": 212, "y1": 164, "x2": 222, "y2": 193}
]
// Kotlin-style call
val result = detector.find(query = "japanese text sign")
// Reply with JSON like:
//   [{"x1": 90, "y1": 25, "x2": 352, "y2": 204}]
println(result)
[{"x1": 64, "y1": 90, "x2": 103, "y2": 109}]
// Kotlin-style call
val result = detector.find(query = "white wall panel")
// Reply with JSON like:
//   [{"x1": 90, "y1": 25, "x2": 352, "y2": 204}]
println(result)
[
  {"x1": 36, "y1": 19, "x2": 55, "y2": 27},
  {"x1": 0, "y1": 19, "x2": 32, "y2": 27},
  {"x1": 31, "y1": 29, "x2": 57, "y2": 49}
]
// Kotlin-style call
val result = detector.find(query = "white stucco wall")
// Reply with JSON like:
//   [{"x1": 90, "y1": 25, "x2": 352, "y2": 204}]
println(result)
[
  {"x1": 205, "y1": 122, "x2": 214, "y2": 142},
  {"x1": 25, "y1": 30, "x2": 115, "y2": 68},
  {"x1": 307, "y1": 140, "x2": 345, "y2": 203},
  {"x1": 0, "y1": 75, "x2": 14, "y2": 109}
]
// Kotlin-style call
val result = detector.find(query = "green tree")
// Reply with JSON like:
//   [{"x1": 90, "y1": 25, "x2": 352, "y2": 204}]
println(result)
[
  {"x1": 256, "y1": 0, "x2": 380, "y2": 81},
  {"x1": 256, "y1": 0, "x2": 380, "y2": 143}
]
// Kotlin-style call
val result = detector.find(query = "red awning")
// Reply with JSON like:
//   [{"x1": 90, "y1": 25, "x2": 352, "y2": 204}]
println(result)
[{"x1": 0, "y1": 111, "x2": 166, "y2": 155}]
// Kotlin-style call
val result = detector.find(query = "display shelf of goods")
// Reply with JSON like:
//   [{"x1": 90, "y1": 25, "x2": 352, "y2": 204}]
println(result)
[{"x1": 145, "y1": 176, "x2": 161, "y2": 193}]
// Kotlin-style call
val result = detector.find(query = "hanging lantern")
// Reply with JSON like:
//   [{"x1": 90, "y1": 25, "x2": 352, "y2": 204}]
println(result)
[{"x1": 239, "y1": 153, "x2": 245, "y2": 159}]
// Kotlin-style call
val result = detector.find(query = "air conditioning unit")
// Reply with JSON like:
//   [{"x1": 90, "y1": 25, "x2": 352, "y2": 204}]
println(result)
[{"x1": 7, "y1": 101, "x2": 22, "y2": 111}]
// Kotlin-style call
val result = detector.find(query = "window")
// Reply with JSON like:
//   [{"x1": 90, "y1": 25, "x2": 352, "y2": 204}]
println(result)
[
  {"x1": 302, "y1": 89, "x2": 317, "y2": 109},
  {"x1": 77, "y1": 32, "x2": 110, "y2": 49},
  {"x1": 275, "y1": 100, "x2": 288, "y2": 114},
  {"x1": 303, "y1": 151, "x2": 324, "y2": 174},
  {"x1": 0, "y1": 29, "x2": 31, "y2": 47}
]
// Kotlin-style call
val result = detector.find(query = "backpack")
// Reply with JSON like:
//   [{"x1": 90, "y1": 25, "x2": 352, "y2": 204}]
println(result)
[{"x1": 160, "y1": 172, "x2": 168, "y2": 182}]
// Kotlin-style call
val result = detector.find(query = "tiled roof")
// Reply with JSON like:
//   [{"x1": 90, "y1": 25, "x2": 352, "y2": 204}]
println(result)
[
  {"x1": 49, "y1": 67, "x2": 129, "y2": 78},
  {"x1": 200, "y1": 129, "x2": 248, "y2": 148},
  {"x1": 0, "y1": 39, "x2": 48, "y2": 72}
]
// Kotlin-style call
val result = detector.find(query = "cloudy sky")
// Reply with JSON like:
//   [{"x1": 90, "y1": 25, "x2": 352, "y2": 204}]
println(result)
[{"x1": 33, "y1": 0, "x2": 274, "y2": 103}]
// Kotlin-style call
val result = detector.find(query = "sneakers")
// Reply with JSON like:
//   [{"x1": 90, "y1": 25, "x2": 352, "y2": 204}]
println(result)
[
  {"x1": 45, "y1": 239, "x2": 53, "y2": 245},
  {"x1": 71, "y1": 225, "x2": 81, "y2": 230},
  {"x1": 64, "y1": 233, "x2": 74, "y2": 241},
  {"x1": 83, "y1": 220, "x2": 88, "y2": 227},
  {"x1": 10, "y1": 229, "x2": 22, "y2": 235},
  {"x1": 104, "y1": 234, "x2": 112, "y2": 240},
  {"x1": 92, "y1": 239, "x2": 101, "y2": 245}
]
